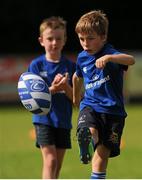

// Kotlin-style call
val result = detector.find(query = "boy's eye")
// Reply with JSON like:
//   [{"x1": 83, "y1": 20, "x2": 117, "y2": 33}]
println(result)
[
  {"x1": 56, "y1": 37, "x2": 62, "y2": 41},
  {"x1": 47, "y1": 37, "x2": 53, "y2": 41},
  {"x1": 86, "y1": 36, "x2": 97, "y2": 40},
  {"x1": 79, "y1": 37, "x2": 95, "y2": 42},
  {"x1": 47, "y1": 37, "x2": 62, "y2": 41},
  {"x1": 79, "y1": 37, "x2": 84, "y2": 41}
]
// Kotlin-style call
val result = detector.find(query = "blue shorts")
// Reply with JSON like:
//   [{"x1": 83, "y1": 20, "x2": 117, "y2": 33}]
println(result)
[
  {"x1": 34, "y1": 123, "x2": 71, "y2": 149},
  {"x1": 77, "y1": 106, "x2": 125, "y2": 157}
]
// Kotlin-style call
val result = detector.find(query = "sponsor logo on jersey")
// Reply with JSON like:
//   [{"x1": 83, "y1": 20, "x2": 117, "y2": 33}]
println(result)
[
  {"x1": 92, "y1": 74, "x2": 99, "y2": 81},
  {"x1": 40, "y1": 71, "x2": 48, "y2": 77},
  {"x1": 85, "y1": 75, "x2": 110, "y2": 89}
]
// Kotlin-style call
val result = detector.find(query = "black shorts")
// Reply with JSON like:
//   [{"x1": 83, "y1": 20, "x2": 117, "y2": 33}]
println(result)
[
  {"x1": 77, "y1": 106, "x2": 125, "y2": 157},
  {"x1": 34, "y1": 123, "x2": 71, "y2": 149}
]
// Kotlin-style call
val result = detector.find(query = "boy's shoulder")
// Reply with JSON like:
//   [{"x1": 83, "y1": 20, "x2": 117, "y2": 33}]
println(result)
[
  {"x1": 78, "y1": 50, "x2": 89, "y2": 59},
  {"x1": 77, "y1": 44, "x2": 121, "y2": 58},
  {"x1": 102, "y1": 43, "x2": 121, "y2": 55},
  {"x1": 32, "y1": 54, "x2": 45, "y2": 62},
  {"x1": 30, "y1": 54, "x2": 45, "y2": 65}
]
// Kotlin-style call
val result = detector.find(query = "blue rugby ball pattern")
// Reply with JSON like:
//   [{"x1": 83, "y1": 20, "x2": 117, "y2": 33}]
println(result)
[{"x1": 18, "y1": 72, "x2": 51, "y2": 115}]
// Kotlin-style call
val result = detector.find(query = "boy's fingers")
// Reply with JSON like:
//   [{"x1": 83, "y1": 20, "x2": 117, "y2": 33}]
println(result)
[{"x1": 64, "y1": 72, "x2": 69, "y2": 79}]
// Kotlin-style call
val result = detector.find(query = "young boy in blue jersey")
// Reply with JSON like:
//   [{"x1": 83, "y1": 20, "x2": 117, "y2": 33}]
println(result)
[
  {"x1": 72, "y1": 10, "x2": 135, "y2": 179},
  {"x1": 28, "y1": 16, "x2": 76, "y2": 179}
]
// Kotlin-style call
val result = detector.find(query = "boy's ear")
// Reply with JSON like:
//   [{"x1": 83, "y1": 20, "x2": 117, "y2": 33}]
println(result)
[
  {"x1": 102, "y1": 35, "x2": 107, "y2": 42},
  {"x1": 38, "y1": 37, "x2": 44, "y2": 46}
]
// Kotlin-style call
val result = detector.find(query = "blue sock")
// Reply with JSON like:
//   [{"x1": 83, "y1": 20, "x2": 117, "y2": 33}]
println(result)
[{"x1": 91, "y1": 172, "x2": 106, "y2": 179}]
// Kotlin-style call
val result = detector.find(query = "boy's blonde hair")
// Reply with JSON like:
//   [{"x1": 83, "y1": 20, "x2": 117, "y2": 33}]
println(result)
[
  {"x1": 39, "y1": 16, "x2": 67, "y2": 37},
  {"x1": 75, "y1": 10, "x2": 109, "y2": 36}
]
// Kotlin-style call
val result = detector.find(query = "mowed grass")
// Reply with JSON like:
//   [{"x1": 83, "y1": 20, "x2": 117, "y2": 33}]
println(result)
[{"x1": 0, "y1": 104, "x2": 142, "y2": 179}]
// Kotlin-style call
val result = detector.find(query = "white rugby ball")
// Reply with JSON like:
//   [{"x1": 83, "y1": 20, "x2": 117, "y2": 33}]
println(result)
[{"x1": 18, "y1": 72, "x2": 51, "y2": 115}]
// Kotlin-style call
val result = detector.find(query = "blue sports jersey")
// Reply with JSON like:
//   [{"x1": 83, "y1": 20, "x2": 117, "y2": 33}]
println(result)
[
  {"x1": 76, "y1": 43, "x2": 128, "y2": 117},
  {"x1": 28, "y1": 54, "x2": 76, "y2": 129}
]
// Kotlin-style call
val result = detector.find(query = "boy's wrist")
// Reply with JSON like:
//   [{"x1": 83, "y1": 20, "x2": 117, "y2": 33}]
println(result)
[{"x1": 49, "y1": 85, "x2": 56, "y2": 94}]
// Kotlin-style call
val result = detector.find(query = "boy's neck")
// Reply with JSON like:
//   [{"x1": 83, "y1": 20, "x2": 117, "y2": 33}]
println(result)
[{"x1": 45, "y1": 54, "x2": 61, "y2": 62}]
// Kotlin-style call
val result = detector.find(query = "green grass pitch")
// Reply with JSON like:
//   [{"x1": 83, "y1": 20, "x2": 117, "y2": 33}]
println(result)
[{"x1": 0, "y1": 104, "x2": 142, "y2": 178}]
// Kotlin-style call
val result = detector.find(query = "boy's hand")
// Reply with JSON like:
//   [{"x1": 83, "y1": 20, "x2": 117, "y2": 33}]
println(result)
[
  {"x1": 57, "y1": 72, "x2": 69, "y2": 90},
  {"x1": 95, "y1": 55, "x2": 110, "y2": 68},
  {"x1": 52, "y1": 73, "x2": 64, "y2": 84},
  {"x1": 50, "y1": 73, "x2": 69, "y2": 93}
]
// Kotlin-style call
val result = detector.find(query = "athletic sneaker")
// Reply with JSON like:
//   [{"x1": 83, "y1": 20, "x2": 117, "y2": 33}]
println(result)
[{"x1": 77, "y1": 127, "x2": 94, "y2": 164}]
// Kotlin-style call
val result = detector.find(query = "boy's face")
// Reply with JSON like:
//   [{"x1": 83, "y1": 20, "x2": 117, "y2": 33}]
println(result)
[
  {"x1": 78, "y1": 31, "x2": 106, "y2": 55},
  {"x1": 39, "y1": 27, "x2": 66, "y2": 57}
]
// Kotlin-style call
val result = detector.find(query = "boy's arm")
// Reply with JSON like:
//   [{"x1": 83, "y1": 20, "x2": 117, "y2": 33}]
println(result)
[
  {"x1": 63, "y1": 82, "x2": 73, "y2": 101},
  {"x1": 72, "y1": 72, "x2": 83, "y2": 107},
  {"x1": 95, "y1": 54, "x2": 135, "y2": 69}
]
